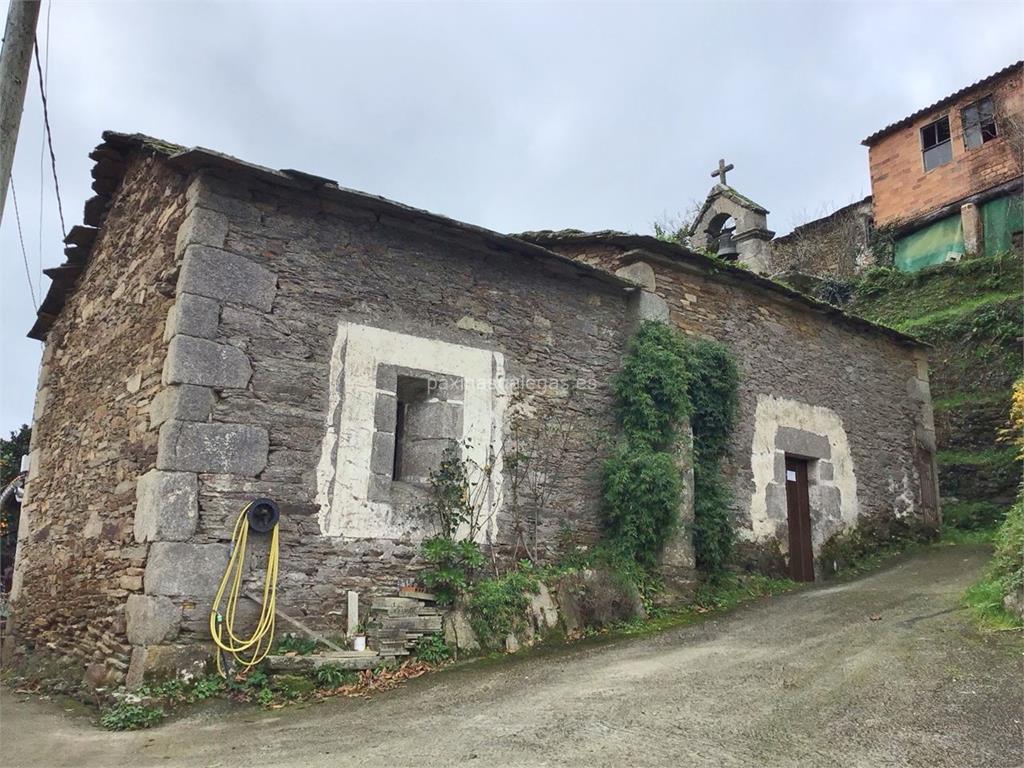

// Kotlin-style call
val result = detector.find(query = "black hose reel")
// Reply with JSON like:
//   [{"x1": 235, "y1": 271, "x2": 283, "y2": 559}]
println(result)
[{"x1": 246, "y1": 497, "x2": 280, "y2": 533}]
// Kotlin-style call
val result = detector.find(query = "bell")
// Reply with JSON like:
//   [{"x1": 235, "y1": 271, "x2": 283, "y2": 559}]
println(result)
[{"x1": 716, "y1": 229, "x2": 739, "y2": 260}]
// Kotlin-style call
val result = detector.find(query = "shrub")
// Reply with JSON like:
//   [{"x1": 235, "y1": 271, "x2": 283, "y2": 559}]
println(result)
[
  {"x1": 817, "y1": 277, "x2": 855, "y2": 306},
  {"x1": 421, "y1": 536, "x2": 485, "y2": 605},
  {"x1": 100, "y1": 702, "x2": 165, "y2": 731},
  {"x1": 421, "y1": 444, "x2": 476, "y2": 539},
  {"x1": 274, "y1": 633, "x2": 317, "y2": 655},
  {"x1": 601, "y1": 446, "x2": 681, "y2": 567},
  {"x1": 468, "y1": 568, "x2": 540, "y2": 647},
  {"x1": 189, "y1": 675, "x2": 224, "y2": 701},
  {"x1": 685, "y1": 339, "x2": 739, "y2": 467},
  {"x1": 992, "y1": 495, "x2": 1024, "y2": 598},
  {"x1": 603, "y1": 324, "x2": 740, "y2": 577},
  {"x1": 414, "y1": 634, "x2": 452, "y2": 665},
  {"x1": 315, "y1": 664, "x2": 358, "y2": 688}
]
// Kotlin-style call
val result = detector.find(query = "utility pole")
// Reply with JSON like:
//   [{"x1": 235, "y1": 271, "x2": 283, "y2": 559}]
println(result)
[{"x1": 0, "y1": 0, "x2": 42, "y2": 227}]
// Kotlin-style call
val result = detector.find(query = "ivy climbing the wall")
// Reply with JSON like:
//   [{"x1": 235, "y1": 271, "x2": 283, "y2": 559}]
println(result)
[
  {"x1": 602, "y1": 321, "x2": 740, "y2": 576},
  {"x1": 686, "y1": 339, "x2": 740, "y2": 575},
  {"x1": 601, "y1": 322, "x2": 690, "y2": 567}
]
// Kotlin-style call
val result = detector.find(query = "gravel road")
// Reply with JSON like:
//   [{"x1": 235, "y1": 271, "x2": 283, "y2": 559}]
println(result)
[{"x1": 3, "y1": 543, "x2": 1021, "y2": 767}]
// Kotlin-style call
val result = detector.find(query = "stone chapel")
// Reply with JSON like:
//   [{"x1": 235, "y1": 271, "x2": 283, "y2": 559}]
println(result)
[{"x1": 7, "y1": 132, "x2": 939, "y2": 685}]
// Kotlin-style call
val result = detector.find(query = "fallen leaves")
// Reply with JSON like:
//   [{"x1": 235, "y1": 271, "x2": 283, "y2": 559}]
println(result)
[{"x1": 317, "y1": 659, "x2": 436, "y2": 700}]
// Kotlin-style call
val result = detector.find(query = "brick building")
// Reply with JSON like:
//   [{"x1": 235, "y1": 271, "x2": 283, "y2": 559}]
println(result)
[
  {"x1": 863, "y1": 60, "x2": 1023, "y2": 271},
  {"x1": 772, "y1": 61, "x2": 1023, "y2": 276},
  {"x1": 8, "y1": 132, "x2": 937, "y2": 687}
]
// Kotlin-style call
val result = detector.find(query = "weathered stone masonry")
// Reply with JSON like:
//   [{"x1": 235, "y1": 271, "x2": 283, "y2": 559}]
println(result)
[
  {"x1": 523, "y1": 232, "x2": 939, "y2": 571},
  {"x1": 11, "y1": 134, "x2": 656, "y2": 685},
  {"x1": 10, "y1": 133, "x2": 935, "y2": 687},
  {"x1": 9, "y1": 154, "x2": 188, "y2": 685}
]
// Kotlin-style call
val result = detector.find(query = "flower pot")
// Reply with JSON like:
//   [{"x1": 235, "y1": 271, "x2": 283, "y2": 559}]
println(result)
[{"x1": 352, "y1": 634, "x2": 366, "y2": 652}]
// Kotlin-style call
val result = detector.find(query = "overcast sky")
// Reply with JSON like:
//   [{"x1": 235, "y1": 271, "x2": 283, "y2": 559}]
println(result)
[{"x1": 0, "y1": 1, "x2": 1020, "y2": 436}]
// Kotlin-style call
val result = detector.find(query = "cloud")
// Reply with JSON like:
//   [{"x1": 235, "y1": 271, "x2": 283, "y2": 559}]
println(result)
[{"x1": 1, "y1": 1, "x2": 1020, "y2": 433}]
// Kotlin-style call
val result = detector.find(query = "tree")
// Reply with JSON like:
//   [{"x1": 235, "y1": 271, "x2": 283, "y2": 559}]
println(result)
[{"x1": 0, "y1": 424, "x2": 31, "y2": 488}]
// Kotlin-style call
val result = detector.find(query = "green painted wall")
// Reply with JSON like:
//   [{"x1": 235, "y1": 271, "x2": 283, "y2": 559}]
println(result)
[
  {"x1": 895, "y1": 213, "x2": 964, "y2": 273},
  {"x1": 894, "y1": 193, "x2": 1023, "y2": 272},
  {"x1": 982, "y1": 195, "x2": 1024, "y2": 255}
]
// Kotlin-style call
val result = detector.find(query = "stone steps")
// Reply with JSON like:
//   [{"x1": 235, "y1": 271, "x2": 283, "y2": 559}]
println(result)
[{"x1": 368, "y1": 591, "x2": 442, "y2": 660}]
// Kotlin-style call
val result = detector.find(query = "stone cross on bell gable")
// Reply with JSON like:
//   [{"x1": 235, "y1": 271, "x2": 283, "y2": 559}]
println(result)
[{"x1": 711, "y1": 158, "x2": 734, "y2": 186}]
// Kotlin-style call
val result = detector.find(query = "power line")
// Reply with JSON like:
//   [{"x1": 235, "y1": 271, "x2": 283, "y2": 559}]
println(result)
[
  {"x1": 33, "y1": 30, "x2": 65, "y2": 241},
  {"x1": 37, "y1": 0, "x2": 52, "y2": 294},
  {"x1": 9, "y1": 178, "x2": 39, "y2": 311}
]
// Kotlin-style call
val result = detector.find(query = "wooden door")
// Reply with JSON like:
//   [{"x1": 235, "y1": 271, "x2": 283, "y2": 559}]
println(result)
[{"x1": 785, "y1": 457, "x2": 815, "y2": 582}]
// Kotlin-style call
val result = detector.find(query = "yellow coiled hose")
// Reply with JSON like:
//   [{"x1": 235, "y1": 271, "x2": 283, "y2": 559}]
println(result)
[{"x1": 209, "y1": 502, "x2": 280, "y2": 676}]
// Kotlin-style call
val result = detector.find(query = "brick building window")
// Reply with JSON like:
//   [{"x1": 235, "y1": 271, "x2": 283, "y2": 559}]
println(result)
[
  {"x1": 962, "y1": 96, "x2": 998, "y2": 149},
  {"x1": 921, "y1": 116, "x2": 952, "y2": 171}
]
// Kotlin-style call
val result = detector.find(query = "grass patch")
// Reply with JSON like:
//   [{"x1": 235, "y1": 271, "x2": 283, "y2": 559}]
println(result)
[
  {"x1": 965, "y1": 577, "x2": 1023, "y2": 631},
  {"x1": 852, "y1": 254, "x2": 1022, "y2": 329},
  {"x1": 939, "y1": 525, "x2": 998, "y2": 545},
  {"x1": 609, "y1": 572, "x2": 799, "y2": 637},
  {"x1": 942, "y1": 500, "x2": 1007, "y2": 531},
  {"x1": 891, "y1": 292, "x2": 1020, "y2": 334},
  {"x1": 932, "y1": 390, "x2": 1010, "y2": 412},
  {"x1": 937, "y1": 446, "x2": 1020, "y2": 467}
]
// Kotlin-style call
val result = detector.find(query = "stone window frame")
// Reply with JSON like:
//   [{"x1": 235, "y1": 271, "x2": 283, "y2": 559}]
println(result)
[
  {"x1": 315, "y1": 321, "x2": 506, "y2": 542},
  {"x1": 369, "y1": 365, "x2": 465, "y2": 500}
]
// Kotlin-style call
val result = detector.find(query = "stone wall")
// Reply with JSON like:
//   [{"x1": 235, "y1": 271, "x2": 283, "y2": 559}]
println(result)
[
  {"x1": 128, "y1": 164, "x2": 637, "y2": 675},
  {"x1": 544, "y1": 240, "x2": 939, "y2": 572},
  {"x1": 771, "y1": 197, "x2": 874, "y2": 278},
  {"x1": 8, "y1": 156, "x2": 188, "y2": 685}
]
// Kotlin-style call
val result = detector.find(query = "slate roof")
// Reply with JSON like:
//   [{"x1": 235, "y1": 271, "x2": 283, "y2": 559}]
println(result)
[
  {"x1": 862, "y1": 60, "x2": 1023, "y2": 147},
  {"x1": 30, "y1": 130, "x2": 924, "y2": 350},
  {"x1": 28, "y1": 131, "x2": 632, "y2": 340}
]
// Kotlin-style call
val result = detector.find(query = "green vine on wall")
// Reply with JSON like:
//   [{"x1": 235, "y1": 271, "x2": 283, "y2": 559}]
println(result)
[
  {"x1": 686, "y1": 339, "x2": 740, "y2": 575},
  {"x1": 601, "y1": 322, "x2": 690, "y2": 567},
  {"x1": 602, "y1": 322, "x2": 740, "y2": 575}
]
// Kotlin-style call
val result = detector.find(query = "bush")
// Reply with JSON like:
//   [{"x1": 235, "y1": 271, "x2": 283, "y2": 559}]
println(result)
[
  {"x1": 601, "y1": 446, "x2": 681, "y2": 567},
  {"x1": 992, "y1": 495, "x2": 1024, "y2": 598},
  {"x1": 942, "y1": 500, "x2": 1006, "y2": 531},
  {"x1": 273, "y1": 633, "x2": 317, "y2": 655},
  {"x1": 414, "y1": 634, "x2": 452, "y2": 665},
  {"x1": 817, "y1": 277, "x2": 855, "y2": 306},
  {"x1": 421, "y1": 536, "x2": 485, "y2": 605},
  {"x1": 100, "y1": 702, "x2": 165, "y2": 731},
  {"x1": 190, "y1": 675, "x2": 224, "y2": 701},
  {"x1": 315, "y1": 664, "x2": 358, "y2": 688},
  {"x1": 468, "y1": 568, "x2": 540, "y2": 647}
]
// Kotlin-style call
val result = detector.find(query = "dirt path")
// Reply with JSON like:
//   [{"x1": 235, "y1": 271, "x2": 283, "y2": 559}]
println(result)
[{"x1": 3, "y1": 543, "x2": 1021, "y2": 768}]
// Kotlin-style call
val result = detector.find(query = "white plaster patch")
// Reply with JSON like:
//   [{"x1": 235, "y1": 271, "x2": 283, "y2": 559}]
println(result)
[
  {"x1": 744, "y1": 395, "x2": 860, "y2": 551},
  {"x1": 316, "y1": 322, "x2": 506, "y2": 541}
]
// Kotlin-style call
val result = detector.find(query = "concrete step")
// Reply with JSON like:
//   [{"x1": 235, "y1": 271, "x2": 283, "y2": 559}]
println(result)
[{"x1": 265, "y1": 650, "x2": 380, "y2": 673}]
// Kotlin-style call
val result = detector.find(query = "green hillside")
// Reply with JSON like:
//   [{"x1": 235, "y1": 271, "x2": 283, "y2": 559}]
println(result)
[{"x1": 850, "y1": 253, "x2": 1023, "y2": 526}]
